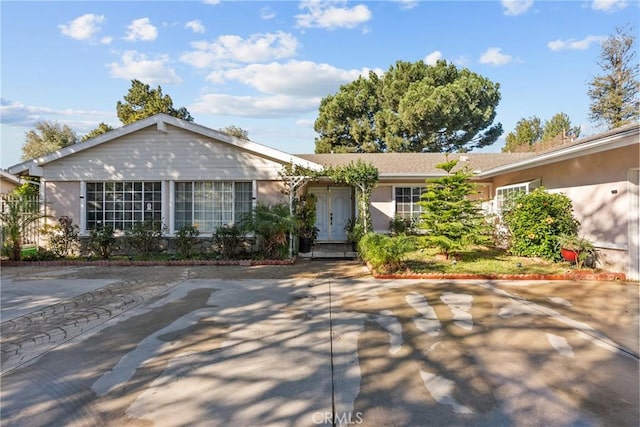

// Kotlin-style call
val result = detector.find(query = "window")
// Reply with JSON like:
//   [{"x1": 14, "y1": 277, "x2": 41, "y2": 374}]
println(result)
[
  {"x1": 495, "y1": 179, "x2": 541, "y2": 212},
  {"x1": 174, "y1": 181, "x2": 253, "y2": 232},
  {"x1": 86, "y1": 181, "x2": 162, "y2": 231},
  {"x1": 395, "y1": 186, "x2": 426, "y2": 220}
]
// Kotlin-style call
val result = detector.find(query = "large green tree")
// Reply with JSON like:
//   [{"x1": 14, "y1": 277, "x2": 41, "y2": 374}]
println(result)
[
  {"x1": 503, "y1": 113, "x2": 581, "y2": 152},
  {"x1": 542, "y1": 112, "x2": 580, "y2": 142},
  {"x1": 21, "y1": 121, "x2": 78, "y2": 160},
  {"x1": 588, "y1": 26, "x2": 639, "y2": 129},
  {"x1": 218, "y1": 125, "x2": 249, "y2": 139},
  {"x1": 314, "y1": 60, "x2": 502, "y2": 153},
  {"x1": 116, "y1": 79, "x2": 194, "y2": 124},
  {"x1": 503, "y1": 116, "x2": 542, "y2": 152},
  {"x1": 82, "y1": 122, "x2": 114, "y2": 141}
]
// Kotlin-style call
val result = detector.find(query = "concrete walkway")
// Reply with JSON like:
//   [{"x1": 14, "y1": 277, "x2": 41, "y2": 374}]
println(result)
[{"x1": 0, "y1": 264, "x2": 638, "y2": 426}]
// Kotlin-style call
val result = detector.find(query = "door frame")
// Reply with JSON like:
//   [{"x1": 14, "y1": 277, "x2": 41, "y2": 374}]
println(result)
[{"x1": 308, "y1": 185, "x2": 353, "y2": 243}]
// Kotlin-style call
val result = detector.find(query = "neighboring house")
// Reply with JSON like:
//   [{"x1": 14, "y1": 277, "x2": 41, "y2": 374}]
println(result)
[
  {"x1": 0, "y1": 170, "x2": 22, "y2": 194},
  {"x1": 7, "y1": 114, "x2": 639, "y2": 279}
]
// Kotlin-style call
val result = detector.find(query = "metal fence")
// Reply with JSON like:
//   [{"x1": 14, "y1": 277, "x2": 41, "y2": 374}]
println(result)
[{"x1": 0, "y1": 194, "x2": 42, "y2": 248}]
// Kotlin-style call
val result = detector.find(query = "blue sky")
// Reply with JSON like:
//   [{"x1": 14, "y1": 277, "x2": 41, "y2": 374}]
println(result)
[{"x1": 1, "y1": 0, "x2": 637, "y2": 168}]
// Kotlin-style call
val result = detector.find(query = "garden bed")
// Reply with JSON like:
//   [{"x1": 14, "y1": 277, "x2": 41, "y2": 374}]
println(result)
[{"x1": 0, "y1": 258, "x2": 296, "y2": 267}]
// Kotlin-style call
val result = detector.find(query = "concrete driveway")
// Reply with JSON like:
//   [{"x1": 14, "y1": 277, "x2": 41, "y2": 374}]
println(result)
[{"x1": 0, "y1": 263, "x2": 638, "y2": 426}]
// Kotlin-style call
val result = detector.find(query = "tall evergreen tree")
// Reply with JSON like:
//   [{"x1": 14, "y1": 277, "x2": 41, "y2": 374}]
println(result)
[
  {"x1": 588, "y1": 26, "x2": 639, "y2": 129},
  {"x1": 314, "y1": 60, "x2": 502, "y2": 153},
  {"x1": 542, "y1": 113, "x2": 580, "y2": 142},
  {"x1": 418, "y1": 159, "x2": 491, "y2": 258},
  {"x1": 116, "y1": 79, "x2": 194, "y2": 124},
  {"x1": 82, "y1": 122, "x2": 114, "y2": 141},
  {"x1": 503, "y1": 116, "x2": 542, "y2": 152}
]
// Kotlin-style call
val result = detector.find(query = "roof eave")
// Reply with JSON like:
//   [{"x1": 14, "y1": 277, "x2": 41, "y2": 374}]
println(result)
[{"x1": 479, "y1": 125, "x2": 639, "y2": 178}]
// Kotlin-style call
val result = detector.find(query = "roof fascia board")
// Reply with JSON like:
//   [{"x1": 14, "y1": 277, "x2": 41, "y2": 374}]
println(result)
[
  {"x1": 479, "y1": 126, "x2": 639, "y2": 178},
  {"x1": 7, "y1": 114, "x2": 323, "y2": 173}
]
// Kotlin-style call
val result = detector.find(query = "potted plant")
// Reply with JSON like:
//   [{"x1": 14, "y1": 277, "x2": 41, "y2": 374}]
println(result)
[
  {"x1": 296, "y1": 193, "x2": 318, "y2": 253},
  {"x1": 556, "y1": 234, "x2": 598, "y2": 268},
  {"x1": 345, "y1": 217, "x2": 365, "y2": 251}
]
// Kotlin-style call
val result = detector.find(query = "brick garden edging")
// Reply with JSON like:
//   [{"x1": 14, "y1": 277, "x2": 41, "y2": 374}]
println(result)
[
  {"x1": 366, "y1": 263, "x2": 626, "y2": 281},
  {"x1": 1, "y1": 258, "x2": 296, "y2": 267}
]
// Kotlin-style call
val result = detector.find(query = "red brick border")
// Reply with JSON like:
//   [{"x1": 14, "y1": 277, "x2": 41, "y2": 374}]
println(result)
[
  {"x1": 366, "y1": 263, "x2": 626, "y2": 281},
  {"x1": 0, "y1": 258, "x2": 296, "y2": 267}
]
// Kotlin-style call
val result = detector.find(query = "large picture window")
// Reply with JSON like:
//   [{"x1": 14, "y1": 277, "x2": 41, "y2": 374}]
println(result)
[
  {"x1": 395, "y1": 186, "x2": 426, "y2": 220},
  {"x1": 495, "y1": 179, "x2": 541, "y2": 212},
  {"x1": 174, "y1": 181, "x2": 253, "y2": 232},
  {"x1": 86, "y1": 181, "x2": 162, "y2": 231}
]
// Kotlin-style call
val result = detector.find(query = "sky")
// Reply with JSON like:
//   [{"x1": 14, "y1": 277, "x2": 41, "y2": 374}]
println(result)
[{"x1": 1, "y1": 0, "x2": 638, "y2": 168}]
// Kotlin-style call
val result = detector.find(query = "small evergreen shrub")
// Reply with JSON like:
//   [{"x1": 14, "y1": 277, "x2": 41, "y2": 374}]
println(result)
[
  {"x1": 47, "y1": 216, "x2": 80, "y2": 257},
  {"x1": 89, "y1": 224, "x2": 116, "y2": 259},
  {"x1": 502, "y1": 188, "x2": 579, "y2": 260},
  {"x1": 125, "y1": 220, "x2": 165, "y2": 259},
  {"x1": 214, "y1": 224, "x2": 242, "y2": 259},
  {"x1": 359, "y1": 232, "x2": 417, "y2": 273},
  {"x1": 175, "y1": 225, "x2": 200, "y2": 259},
  {"x1": 389, "y1": 215, "x2": 418, "y2": 235}
]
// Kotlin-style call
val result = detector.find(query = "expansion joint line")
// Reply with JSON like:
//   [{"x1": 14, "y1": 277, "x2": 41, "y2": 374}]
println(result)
[{"x1": 328, "y1": 278, "x2": 336, "y2": 427}]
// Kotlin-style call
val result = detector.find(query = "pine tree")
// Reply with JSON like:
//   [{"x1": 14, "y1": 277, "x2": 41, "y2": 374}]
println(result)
[
  {"x1": 588, "y1": 26, "x2": 639, "y2": 129},
  {"x1": 418, "y1": 159, "x2": 491, "y2": 258}
]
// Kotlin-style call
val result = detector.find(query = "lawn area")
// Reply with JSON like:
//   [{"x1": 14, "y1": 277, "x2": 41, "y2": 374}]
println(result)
[{"x1": 398, "y1": 246, "x2": 572, "y2": 275}]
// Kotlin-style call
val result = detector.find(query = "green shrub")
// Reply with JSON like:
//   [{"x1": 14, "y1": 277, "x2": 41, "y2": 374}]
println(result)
[
  {"x1": 359, "y1": 232, "x2": 417, "y2": 273},
  {"x1": 89, "y1": 224, "x2": 116, "y2": 259},
  {"x1": 241, "y1": 203, "x2": 296, "y2": 259},
  {"x1": 214, "y1": 224, "x2": 242, "y2": 259},
  {"x1": 175, "y1": 225, "x2": 200, "y2": 259},
  {"x1": 125, "y1": 220, "x2": 165, "y2": 259},
  {"x1": 502, "y1": 188, "x2": 579, "y2": 260},
  {"x1": 389, "y1": 215, "x2": 418, "y2": 235},
  {"x1": 47, "y1": 216, "x2": 80, "y2": 258}
]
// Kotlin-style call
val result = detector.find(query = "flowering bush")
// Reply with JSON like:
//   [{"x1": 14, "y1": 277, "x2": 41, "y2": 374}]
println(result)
[{"x1": 502, "y1": 188, "x2": 579, "y2": 260}]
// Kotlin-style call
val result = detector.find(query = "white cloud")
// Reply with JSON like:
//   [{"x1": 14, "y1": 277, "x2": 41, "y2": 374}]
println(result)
[
  {"x1": 501, "y1": 0, "x2": 534, "y2": 16},
  {"x1": 479, "y1": 47, "x2": 512, "y2": 65},
  {"x1": 190, "y1": 93, "x2": 320, "y2": 118},
  {"x1": 296, "y1": 0, "x2": 372, "y2": 30},
  {"x1": 203, "y1": 0, "x2": 221, "y2": 4},
  {"x1": 547, "y1": 35, "x2": 606, "y2": 51},
  {"x1": 100, "y1": 36, "x2": 113, "y2": 45},
  {"x1": 0, "y1": 97, "x2": 111, "y2": 128},
  {"x1": 395, "y1": 0, "x2": 419, "y2": 10},
  {"x1": 185, "y1": 20, "x2": 205, "y2": 34},
  {"x1": 124, "y1": 18, "x2": 158, "y2": 42},
  {"x1": 209, "y1": 60, "x2": 377, "y2": 98},
  {"x1": 59, "y1": 14, "x2": 106, "y2": 41},
  {"x1": 592, "y1": 0, "x2": 628, "y2": 11},
  {"x1": 260, "y1": 7, "x2": 276, "y2": 20},
  {"x1": 424, "y1": 51, "x2": 442, "y2": 65},
  {"x1": 180, "y1": 31, "x2": 299, "y2": 68},
  {"x1": 108, "y1": 51, "x2": 182, "y2": 84}
]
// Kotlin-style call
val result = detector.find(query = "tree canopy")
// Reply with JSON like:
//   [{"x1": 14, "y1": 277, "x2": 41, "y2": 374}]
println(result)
[
  {"x1": 503, "y1": 113, "x2": 580, "y2": 152},
  {"x1": 21, "y1": 121, "x2": 78, "y2": 160},
  {"x1": 588, "y1": 26, "x2": 639, "y2": 129},
  {"x1": 314, "y1": 60, "x2": 503, "y2": 154},
  {"x1": 218, "y1": 125, "x2": 249, "y2": 139},
  {"x1": 116, "y1": 79, "x2": 194, "y2": 125},
  {"x1": 82, "y1": 122, "x2": 114, "y2": 141}
]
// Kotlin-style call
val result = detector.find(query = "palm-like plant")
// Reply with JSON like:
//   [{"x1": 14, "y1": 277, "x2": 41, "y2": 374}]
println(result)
[
  {"x1": 0, "y1": 195, "x2": 45, "y2": 261},
  {"x1": 241, "y1": 203, "x2": 296, "y2": 259}
]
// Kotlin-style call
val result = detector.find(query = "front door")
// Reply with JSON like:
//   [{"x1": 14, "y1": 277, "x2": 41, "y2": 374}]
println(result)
[{"x1": 310, "y1": 187, "x2": 352, "y2": 242}]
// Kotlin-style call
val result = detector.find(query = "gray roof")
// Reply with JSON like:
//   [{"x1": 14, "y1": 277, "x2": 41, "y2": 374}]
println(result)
[{"x1": 296, "y1": 152, "x2": 536, "y2": 177}]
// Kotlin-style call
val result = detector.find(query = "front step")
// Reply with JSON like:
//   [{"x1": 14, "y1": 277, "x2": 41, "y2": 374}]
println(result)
[{"x1": 298, "y1": 243, "x2": 357, "y2": 259}]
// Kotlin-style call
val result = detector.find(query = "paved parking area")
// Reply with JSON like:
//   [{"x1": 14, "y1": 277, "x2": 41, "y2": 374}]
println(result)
[{"x1": 0, "y1": 263, "x2": 638, "y2": 426}]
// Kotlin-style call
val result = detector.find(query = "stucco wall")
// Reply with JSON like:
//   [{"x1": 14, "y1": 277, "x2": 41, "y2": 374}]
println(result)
[
  {"x1": 257, "y1": 181, "x2": 287, "y2": 206},
  {"x1": 44, "y1": 181, "x2": 81, "y2": 227},
  {"x1": 490, "y1": 144, "x2": 639, "y2": 274}
]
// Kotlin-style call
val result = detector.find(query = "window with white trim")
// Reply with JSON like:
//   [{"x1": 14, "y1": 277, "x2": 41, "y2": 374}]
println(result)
[
  {"x1": 395, "y1": 186, "x2": 426, "y2": 220},
  {"x1": 174, "y1": 181, "x2": 253, "y2": 232},
  {"x1": 495, "y1": 179, "x2": 541, "y2": 212},
  {"x1": 86, "y1": 181, "x2": 162, "y2": 231}
]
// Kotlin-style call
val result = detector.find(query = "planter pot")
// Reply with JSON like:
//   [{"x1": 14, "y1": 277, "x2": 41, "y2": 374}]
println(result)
[
  {"x1": 299, "y1": 237, "x2": 313, "y2": 253},
  {"x1": 560, "y1": 248, "x2": 581, "y2": 263}
]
